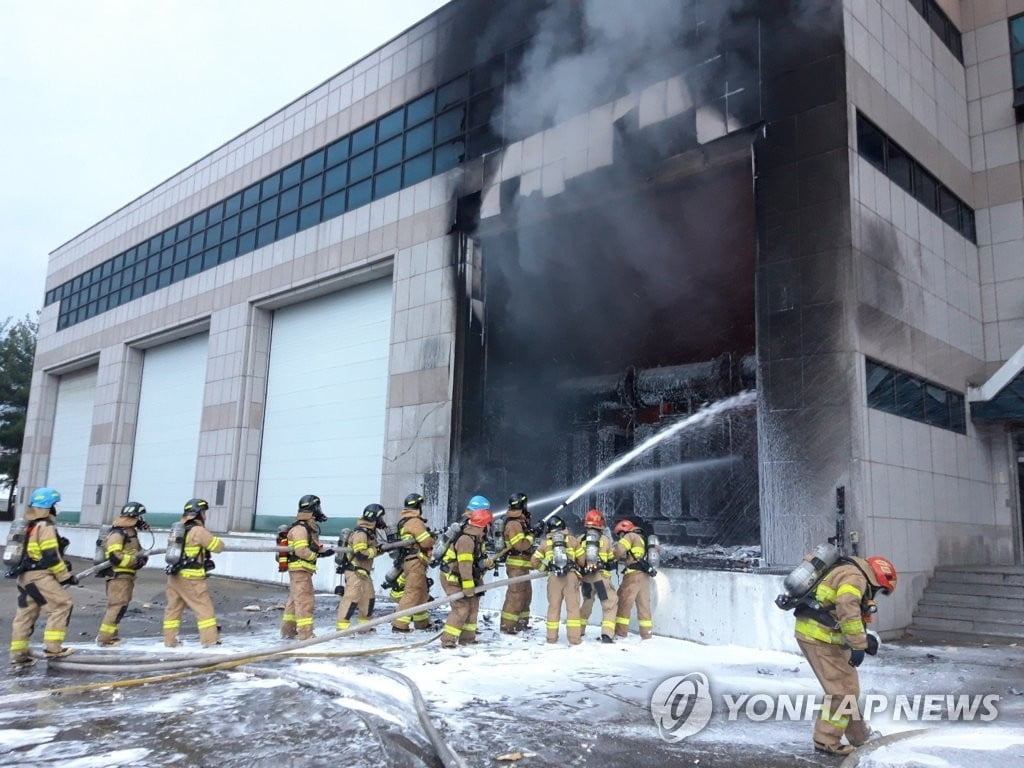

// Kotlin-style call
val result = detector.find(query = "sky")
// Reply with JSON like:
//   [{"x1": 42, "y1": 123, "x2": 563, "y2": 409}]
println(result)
[{"x1": 0, "y1": 0, "x2": 448, "y2": 323}]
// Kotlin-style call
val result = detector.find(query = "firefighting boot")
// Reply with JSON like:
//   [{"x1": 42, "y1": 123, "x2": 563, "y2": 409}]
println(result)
[
  {"x1": 814, "y1": 742, "x2": 855, "y2": 756},
  {"x1": 44, "y1": 647, "x2": 75, "y2": 659}
]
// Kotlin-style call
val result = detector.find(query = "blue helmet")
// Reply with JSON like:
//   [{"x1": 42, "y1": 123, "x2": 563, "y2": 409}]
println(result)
[
  {"x1": 30, "y1": 487, "x2": 61, "y2": 510},
  {"x1": 467, "y1": 495, "x2": 490, "y2": 511}
]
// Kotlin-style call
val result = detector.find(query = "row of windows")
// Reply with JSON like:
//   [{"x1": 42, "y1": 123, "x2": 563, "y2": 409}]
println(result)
[
  {"x1": 909, "y1": 0, "x2": 963, "y2": 63},
  {"x1": 866, "y1": 358, "x2": 966, "y2": 433},
  {"x1": 856, "y1": 113, "x2": 976, "y2": 243},
  {"x1": 47, "y1": 48, "x2": 532, "y2": 329}
]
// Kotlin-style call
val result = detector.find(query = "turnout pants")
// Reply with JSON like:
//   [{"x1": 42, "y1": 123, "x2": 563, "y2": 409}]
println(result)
[
  {"x1": 615, "y1": 570, "x2": 653, "y2": 638},
  {"x1": 97, "y1": 575, "x2": 136, "y2": 645},
  {"x1": 545, "y1": 572, "x2": 582, "y2": 645},
  {"x1": 336, "y1": 570, "x2": 374, "y2": 630},
  {"x1": 440, "y1": 579, "x2": 481, "y2": 647},
  {"x1": 10, "y1": 571, "x2": 74, "y2": 659},
  {"x1": 393, "y1": 557, "x2": 431, "y2": 630},
  {"x1": 281, "y1": 568, "x2": 315, "y2": 639},
  {"x1": 580, "y1": 572, "x2": 617, "y2": 639},
  {"x1": 163, "y1": 574, "x2": 219, "y2": 647},
  {"x1": 796, "y1": 636, "x2": 870, "y2": 749},
  {"x1": 500, "y1": 563, "x2": 533, "y2": 632}
]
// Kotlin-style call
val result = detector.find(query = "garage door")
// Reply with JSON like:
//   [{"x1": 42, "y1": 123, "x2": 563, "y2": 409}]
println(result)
[
  {"x1": 128, "y1": 334, "x2": 209, "y2": 516},
  {"x1": 46, "y1": 367, "x2": 98, "y2": 516},
  {"x1": 255, "y1": 280, "x2": 392, "y2": 524}
]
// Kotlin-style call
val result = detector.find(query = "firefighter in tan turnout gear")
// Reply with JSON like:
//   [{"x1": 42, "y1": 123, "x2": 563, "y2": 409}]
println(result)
[
  {"x1": 391, "y1": 492, "x2": 436, "y2": 633},
  {"x1": 8, "y1": 487, "x2": 76, "y2": 663},
  {"x1": 499, "y1": 492, "x2": 536, "y2": 634},
  {"x1": 281, "y1": 495, "x2": 334, "y2": 640},
  {"x1": 794, "y1": 554, "x2": 897, "y2": 756},
  {"x1": 531, "y1": 515, "x2": 585, "y2": 645},
  {"x1": 439, "y1": 496, "x2": 491, "y2": 648},
  {"x1": 579, "y1": 508, "x2": 617, "y2": 643},
  {"x1": 336, "y1": 504, "x2": 385, "y2": 630},
  {"x1": 163, "y1": 498, "x2": 224, "y2": 647},
  {"x1": 613, "y1": 516, "x2": 654, "y2": 639},
  {"x1": 96, "y1": 501, "x2": 150, "y2": 647}
]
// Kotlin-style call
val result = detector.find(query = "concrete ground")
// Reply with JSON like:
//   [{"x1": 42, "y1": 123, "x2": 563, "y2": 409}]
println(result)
[{"x1": 1, "y1": 561, "x2": 1022, "y2": 768}]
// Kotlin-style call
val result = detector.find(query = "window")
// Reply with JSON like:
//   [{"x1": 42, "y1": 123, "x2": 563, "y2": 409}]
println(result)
[
  {"x1": 910, "y1": 0, "x2": 963, "y2": 63},
  {"x1": 865, "y1": 358, "x2": 966, "y2": 433},
  {"x1": 1011, "y1": 15, "x2": 1024, "y2": 117},
  {"x1": 855, "y1": 113, "x2": 976, "y2": 243}
]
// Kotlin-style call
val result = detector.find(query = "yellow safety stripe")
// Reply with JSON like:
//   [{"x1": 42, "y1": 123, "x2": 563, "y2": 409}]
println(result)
[
  {"x1": 546, "y1": 621, "x2": 559, "y2": 629},
  {"x1": 352, "y1": 541, "x2": 368, "y2": 552},
  {"x1": 461, "y1": 579, "x2": 475, "y2": 589},
  {"x1": 507, "y1": 557, "x2": 532, "y2": 568},
  {"x1": 197, "y1": 617, "x2": 218, "y2": 630},
  {"x1": 507, "y1": 532, "x2": 525, "y2": 546},
  {"x1": 99, "y1": 623, "x2": 118, "y2": 634},
  {"x1": 293, "y1": 538, "x2": 309, "y2": 548},
  {"x1": 837, "y1": 583, "x2": 863, "y2": 599},
  {"x1": 415, "y1": 531, "x2": 431, "y2": 543},
  {"x1": 163, "y1": 619, "x2": 181, "y2": 630},
  {"x1": 821, "y1": 707, "x2": 849, "y2": 728},
  {"x1": 638, "y1": 619, "x2": 653, "y2": 628},
  {"x1": 815, "y1": 583, "x2": 837, "y2": 604},
  {"x1": 10, "y1": 640, "x2": 29, "y2": 651},
  {"x1": 601, "y1": 620, "x2": 615, "y2": 630},
  {"x1": 615, "y1": 617, "x2": 630, "y2": 625},
  {"x1": 443, "y1": 624, "x2": 461, "y2": 637},
  {"x1": 795, "y1": 618, "x2": 844, "y2": 644},
  {"x1": 208, "y1": 536, "x2": 222, "y2": 550},
  {"x1": 566, "y1": 619, "x2": 584, "y2": 627},
  {"x1": 501, "y1": 611, "x2": 518, "y2": 621},
  {"x1": 840, "y1": 618, "x2": 865, "y2": 635},
  {"x1": 456, "y1": 553, "x2": 474, "y2": 562},
  {"x1": 288, "y1": 560, "x2": 316, "y2": 572},
  {"x1": 43, "y1": 629, "x2": 66, "y2": 642},
  {"x1": 296, "y1": 617, "x2": 313, "y2": 627},
  {"x1": 282, "y1": 613, "x2": 296, "y2": 623},
  {"x1": 463, "y1": 623, "x2": 477, "y2": 632},
  {"x1": 336, "y1": 621, "x2": 351, "y2": 630},
  {"x1": 178, "y1": 568, "x2": 207, "y2": 579}
]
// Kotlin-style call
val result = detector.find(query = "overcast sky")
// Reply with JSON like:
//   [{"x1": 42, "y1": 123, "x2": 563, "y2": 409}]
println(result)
[{"x1": 0, "y1": 0, "x2": 448, "y2": 323}]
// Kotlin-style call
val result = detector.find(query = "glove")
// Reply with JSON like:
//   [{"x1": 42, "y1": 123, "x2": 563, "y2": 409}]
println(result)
[
  {"x1": 531, "y1": 523, "x2": 546, "y2": 537},
  {"x1": 848, "y1": 649, "x2": 865, "y2": 668},
  {"x1": 462, "y1": 588, "x2": 476, "y2": 599},
  {"x1": 58, "y1": 536, "x2": 70, "y2": 553},
  {"x1": 134, "y1": 555, "x2": 149, "y2": 569},
  {"x1": 319, "y1": 548, "x2": 335, "y2": 558},
  {"x1": 63, "y1": 574, "x2": 79, "y2": 587},
  {"x1": 865, "y1": 634, "x2": 879, "y2": 656},
  {"x1": 482, "y1": 558, "x2": 495, "y2": 570}
]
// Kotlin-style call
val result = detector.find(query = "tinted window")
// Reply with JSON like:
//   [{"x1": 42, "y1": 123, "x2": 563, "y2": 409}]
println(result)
[
  {"x1": 279, "y1": 186, "x2": 300, "y2": 214},
  {"x1": 323, "y1": 190, "x2": 346, "y2": 219},
  {"x1": 376, "y1": 136, "x2": 403, "y2": 170},
  {"x1": 405, "y1": 121, "x2": 433, "y2": 156},
  {"x1": 347, "y1": 179, "x2": 372, "y2": 210},
  {"x1": 242, "y1": 184, "x2": 261, "y2": 208},
  {"x1": 350, "y1": 150, "x2": 373, "y2": 182},
  {"x1": 225, "y1": 193, "x2": 243, "y2": 216},
  {"x1": 324, "y1": 163, "x2": 348, "y2": 194},
  {"x1": 259, "y1": 197, "x2": 278, "y2": 223},
  {"x1": 303, "y1": 150, "x2": 325, "y2": 177},
  {"x1": 857, "y1": 115, "x2": 885, "y2": 170},
  {"x1": 222, "y1": 214, "x2": 240, "y2": 239},
  {"x1": 326, "y1": 136, "x2": 350, "y2": 166},
  {"x1": 298, "y1": 202, "x2": 320, "y2": 231},
  {"x1": 434, "y1": 139, "x2": 466, "y2": 173},
  {"x1": 257, "y1": 222, "x2": 276, "y2": 248},
  {"x1": 378, "y1": 108, "x2": 404, "y2": 140},
  {"x1": 281, "y1": 161, "x2": 302, "y2": 188},
  {"x1": 406, "y1": 92, "x2": 434, "y2": 125},
  {"x1": 403, "y1": 152, "x2": 432, "y2": 186},
  {"x1": 436, "y1": 106, "x2": 466, "y2": 143},
  {"x1": 351, "y1": 124, "x2": 376, "y2": 154},
  {"x1": 277, "y1": 211, "x2": 298, "y2": 238},
  {"x1": 437, "y1": 75, "x2": 468, "y2": 112},
  {"x1": 301, "y1": 176, "x2": 323, "y2": 205},
  {"x1": 887, "y1": 144, "x2": 913, "y2": 193},
  {"x1": 240, "y1": 207, "x2": 258, "y2": 232},
  {"x1": 374, "y1": 167, "x2": 402, "y2": 199},
  {"x1": 262, "y1": 174, "x2": 281, "y2": 198}
]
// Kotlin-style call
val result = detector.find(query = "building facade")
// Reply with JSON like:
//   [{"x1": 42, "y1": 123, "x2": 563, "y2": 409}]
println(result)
[{"x1": 17, "y1": 0, "x2": 1024, "y2": 632}]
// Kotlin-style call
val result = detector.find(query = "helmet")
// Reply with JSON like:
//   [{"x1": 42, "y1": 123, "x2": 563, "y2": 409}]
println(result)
[
  {"x1": 361, "y1": 503, "x2": 386, "y2": 525},
  {"x1": 467, "y1": 495, "x2": 490, "y2": 511},
  {"x1": 584, "y1": 509, "x2": 604, "y2": 528},
  {"x1": 29, "y1": 487, "x2": 61, "y2": 510},
  {"x1": 547, "y1": 516, "x2": 567, "y2": 532},
  {"x1": 403, "y1": 493, "x2": 425, "y2": 510},
  {"x1": 866, "y1": 556, "x2": 898, "y2": 594},
  {"x1": 613, "y1": 518, "x2": 636, "y2": 535},
  {"x1": 299, "y1": 494, "x2": 327, "y2": 522},
  {"x1": 183, "y1": 498, "x2": 209, "y2": 519},
  {"x1": 468, "y1": 508, "x2": 493, "y2": 528},
  {"x1": 508, "y1": 492, "x2": 528, "y2": 510},
  {"x1": 121, "y1": 501, "x2": 147, "y2": 518}
]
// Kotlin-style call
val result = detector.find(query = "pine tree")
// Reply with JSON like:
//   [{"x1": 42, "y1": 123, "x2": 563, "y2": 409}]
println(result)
[{"x1": 0, "y1": 316, "x2": 37, "y2": 498}]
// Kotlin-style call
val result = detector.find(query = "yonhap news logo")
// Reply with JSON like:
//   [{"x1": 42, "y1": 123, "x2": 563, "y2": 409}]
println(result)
[
  {"x1": 650, "y1": 673, "x2": 714, "y2": 742},
  {"x1": 650, "y1": 673, "x2": 1000, "y2": 743}
]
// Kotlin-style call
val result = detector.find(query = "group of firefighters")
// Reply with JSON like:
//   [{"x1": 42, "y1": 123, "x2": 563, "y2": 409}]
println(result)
[{"x1": 5, "y1": 485, "x2": 898, "y2": 756}]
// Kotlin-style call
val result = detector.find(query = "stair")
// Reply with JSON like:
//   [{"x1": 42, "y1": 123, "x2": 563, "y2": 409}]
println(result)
[{"x1": 909, "y1": 566, "x2": 1024, "y2": 644}]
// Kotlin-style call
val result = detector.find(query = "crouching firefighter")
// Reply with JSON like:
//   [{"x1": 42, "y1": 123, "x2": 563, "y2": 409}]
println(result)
[
  {"x1": 499, "y1": 492, "x2": 536, "y2": 634},
  {"x1": 438, "y1": 496, "x2": 491, "y2": 648},
  {"x1": 163, "y1": 498, "x2": 224, "y2": 647},
  {"x1": 281, "y1": 494, "x2": 334, "y2": 640},
  {"x1": 531, "y1": 515, "x2": 585, "y2": 645},
  {"x1": 791, "y1": 552, "x2": 897, "y2": 756},
  {"x1": 579, "y1": 508, "x2": 617, "y2": 643},
  {"x1": 391, "y1": 492, "x2": 436, "y2": 633},
  {"x1": 336, "y1": 504, "x2": 385, "y2": 630},
  {"x1": 7, "y1": 487, "x2": 77, "y2": 663},
  {"x1": 96, "y1": 501, "x2": 150, "y2": 647}
]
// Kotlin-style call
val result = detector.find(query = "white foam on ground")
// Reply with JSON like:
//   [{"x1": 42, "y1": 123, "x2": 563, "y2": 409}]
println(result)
[
  {"x1": 860, "y1": 728, "x2": 1024, "y2": 768},
  {"x1": 0, "y1": 726, "x2": 58, "y2": 751},
  {"x1": 61, "y1": 748, "x2": 151, "y2": 767}
]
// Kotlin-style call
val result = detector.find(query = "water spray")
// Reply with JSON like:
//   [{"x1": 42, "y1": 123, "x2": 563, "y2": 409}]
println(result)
[{"x1": 542, "y1": 391, "x2": 756, "y2": 522}]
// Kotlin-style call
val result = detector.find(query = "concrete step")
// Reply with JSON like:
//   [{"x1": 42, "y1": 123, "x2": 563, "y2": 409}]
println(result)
[
  {"x1": 910, "y1": 614, "x2": 1024, "y2": 640},
  {"x1": 913, "y1": 600, "x2": 1024, "y2": 627},
  {"x1": 922, "y1": 579, "x2": 1023, "y2": 598},
  {"x1": 915, "y1": 589, "x2": 1024, "y2": 613},
  {"x1": 935, "y1": 565, "x2": 1024, "y2": 575},
  {"x1": 903, "y1": 626, "x2": 1024, "y2": 646},
  {"x1": 930, "y1": 570, "x2": 1024, "y2": 588}
]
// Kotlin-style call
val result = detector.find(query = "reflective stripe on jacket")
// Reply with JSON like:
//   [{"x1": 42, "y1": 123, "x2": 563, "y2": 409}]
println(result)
[
  {"x1": 179, "y1": 524, "x2": 224, "y2": 579},
  {"x1": 793, "y1": 561, "x2": 869, "y2": 649}
]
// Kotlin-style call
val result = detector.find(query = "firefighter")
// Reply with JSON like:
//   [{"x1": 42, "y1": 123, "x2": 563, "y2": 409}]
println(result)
[
  {"x1": 531, "y1": 515, "x2": 585, "y2": 645},
  {"x1": 281, "y1": 494, "x2": 334, "y2": 640},
  {"x1": 613, "y1": 516, "x2": 654, "y2": 639},
  {"x1": 579, "y1": 508, "x2": 617, "y2": 643},
  {"x1": 9, "y1": 487, "x2": 76, "y2": 663},
  {"x1": 391, "y1": 492, "x2": 436, "y2": 633},
  {"x1": 439, "y1": 496, "x2": 491, "y2": 648},
  {"x1": 336, "y1": 504, "x2": 385, "y2": 630},
  {"x1": 795, "y1": 555, "x2": 897, "y2": 756},
  {"x1": 96, "y1": 501, "x2": 150, "y2": 647},
  {"x1": 163, "y1": 498, "x2": 224, "y2": 648},
  {"x1": 499, "y1": 492, "x2": 536, "y2": 634}
]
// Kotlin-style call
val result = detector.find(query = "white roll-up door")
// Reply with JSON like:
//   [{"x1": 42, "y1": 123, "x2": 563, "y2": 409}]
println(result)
[
  {"x1": 46, "y1": 368, "x2": 98, "y2": 514},
  {"x1": 128, "y1": 334, "x2": 209, "y2": 516},
  {"x1": 256, "y1": 279, "x2": 393, "y2": 520}
]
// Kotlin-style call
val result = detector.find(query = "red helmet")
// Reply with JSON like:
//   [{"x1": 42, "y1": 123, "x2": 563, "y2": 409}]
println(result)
[
  {"x1": 584, "y1": 509, "x2": 604, "y2": 528},
  {"x1": 468, "y1": 509, "x2": 493, "y2": 528},
  {"x1": 613, "y1": 519, "x2": 636, "y2": 535},
  {"x1": 867, "y1": 556, "x2": 898, "y2": 594}
]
